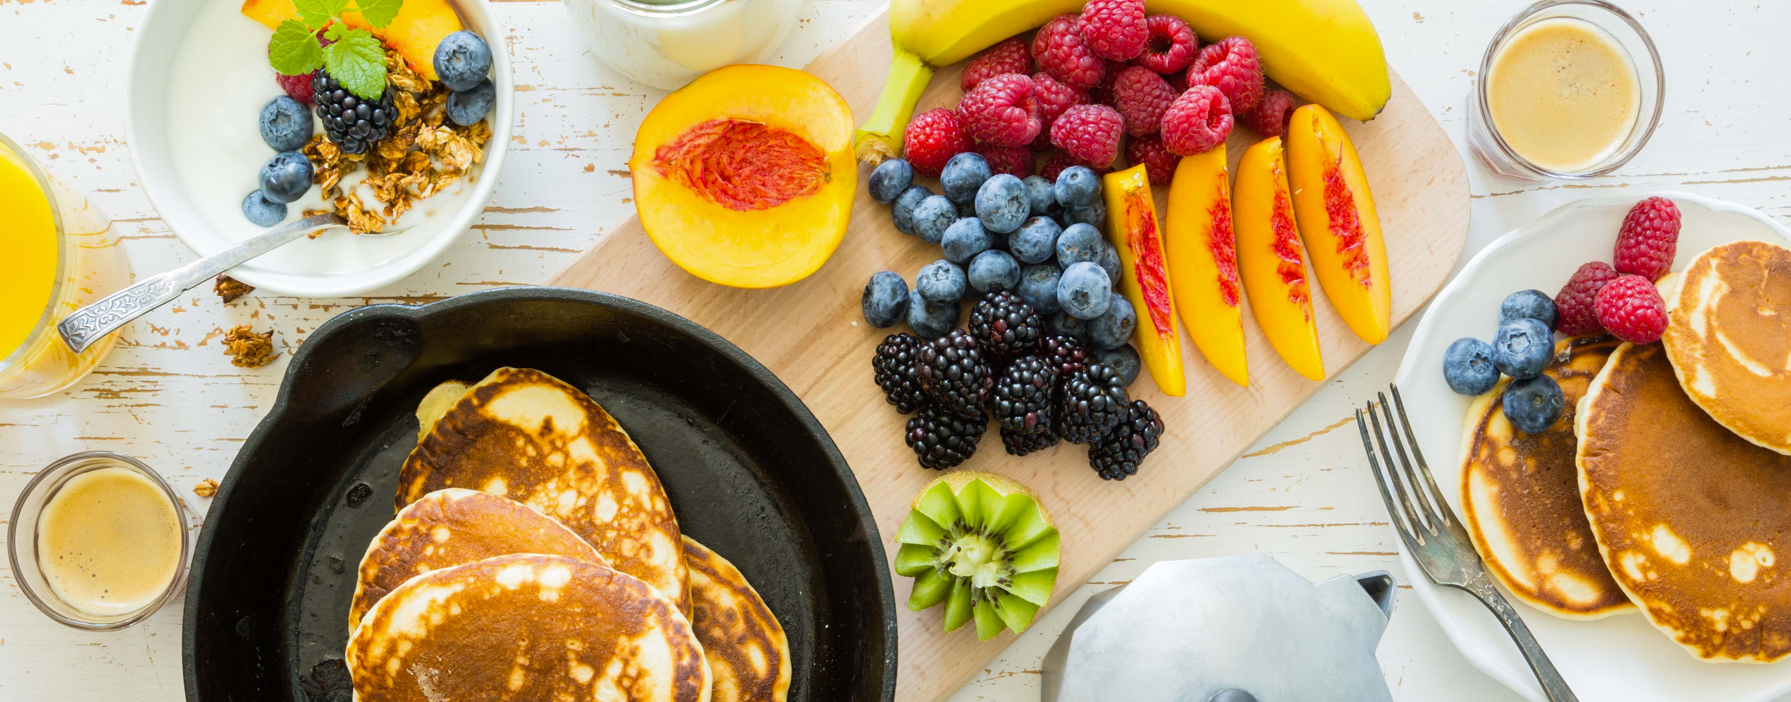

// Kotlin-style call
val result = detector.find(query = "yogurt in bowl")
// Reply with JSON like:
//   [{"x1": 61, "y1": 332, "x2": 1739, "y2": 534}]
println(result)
[{"x1": 126, "y1": 0, "x2": 513, "y2": 296}]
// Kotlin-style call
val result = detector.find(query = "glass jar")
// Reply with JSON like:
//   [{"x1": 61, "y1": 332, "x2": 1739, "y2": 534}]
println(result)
[
  {"x1": 0, "y1": 131, "x2": 132, "y2": 399},
  {"x1": 563, "y1": 0, "x2": 805, "y2": 91}
]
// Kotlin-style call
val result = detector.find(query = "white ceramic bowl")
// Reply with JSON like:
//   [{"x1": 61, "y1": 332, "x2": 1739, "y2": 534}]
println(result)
[
  {"x1": 1392, "y1": 192, "x2": 1791, "y2": 702},
  {"x1": 125, "y1": 0, "x2": 513, "y2": 297}
]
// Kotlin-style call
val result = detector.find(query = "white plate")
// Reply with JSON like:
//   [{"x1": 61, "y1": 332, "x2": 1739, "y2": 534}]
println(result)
[{"x1": 1391, "y1": 192, "x2": 1791, "y2": 702}]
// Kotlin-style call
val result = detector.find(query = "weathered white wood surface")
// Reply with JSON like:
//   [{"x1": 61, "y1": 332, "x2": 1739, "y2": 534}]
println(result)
[{"x1": 1, "y1": 1, "x2": 1788, "y2": 700}]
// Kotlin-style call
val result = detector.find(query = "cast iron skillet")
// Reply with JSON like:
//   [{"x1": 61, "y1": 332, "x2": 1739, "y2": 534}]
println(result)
[{"x1": 182, "y1": 287, "x2": 896, "y2": 702}]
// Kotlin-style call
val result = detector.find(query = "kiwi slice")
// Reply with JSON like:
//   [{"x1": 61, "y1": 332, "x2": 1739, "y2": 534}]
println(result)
[{"x1": 894, "y1": 471, "x2": 1060, "y2": 640}]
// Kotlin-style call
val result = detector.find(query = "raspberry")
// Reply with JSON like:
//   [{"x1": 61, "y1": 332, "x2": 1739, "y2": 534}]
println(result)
[
  {"x1": 1594, "y1": 274, "x2": 1667, "y2": 344},
  {"x1": 1160, "y1": 84, "x2": 1232, "y2": 156},
  {"x1": 275, "y1": 72, "x2": 317, "y2": 106},
  {"x1": 1050, "y1": 104, "x2": 1125, "y2": 167},
  {"x1": 1041, "y1": 151, "x2": 1109, "y2": 183},
  {"x1": 1241, "y1": 87, "x2": 1297, "y2": 138},
  {"x1": 1125, "y1": 133, "x2": 1179, "y2": 185},
  {"x1": 978, "y1": 143, "x2": 1034, "y2": 178},
  {"x1": 1110, "y1": 65, "x2": 1176, "y2": 136},
  {"x1": 1137, "y1": 15, "x2": 1198, "y2": 74},
  {"x1": 1034, "y1": 14, "x2": 1105, "y2": 91},
  {"x1": 1613, "y1": 196, "x2": 1681, "y2": 281},
  {"x1": 1555, "y1": 261, "x2": 1621, "y2": 335},
  {"x1": 1186, "y1": 36, "x2": 1264, "y2": 113},
  {"x1": 1031, "y1": 72, "x2": 1087, "y2": 132},
  {"x1": 957, "y1": 73, "x2": 1041, "y2": 147},
  {"x1": 962, "y1": 37, "x2": 1032, "y2": 92},
  {"x1": 1078, "y1": 0, "x2": 1148, "y2": 62},
  {"x1": 903, "y1": 108, "x2": 971, "y2": 178}
]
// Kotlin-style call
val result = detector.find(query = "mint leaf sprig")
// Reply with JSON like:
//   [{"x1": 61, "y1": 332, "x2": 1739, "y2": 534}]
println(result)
[{"x1": 268, "y1": 0, "x2": 405, "y2": 101}]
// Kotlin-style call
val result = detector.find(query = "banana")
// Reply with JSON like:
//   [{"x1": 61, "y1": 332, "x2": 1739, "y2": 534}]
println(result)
[{"x1": 856, "y1": 0, "x2": 1390, "y2": 163}]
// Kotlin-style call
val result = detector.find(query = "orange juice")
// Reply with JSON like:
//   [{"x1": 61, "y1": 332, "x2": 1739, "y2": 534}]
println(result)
[{"x1": 0, "y1": 145, "x2": 60, "y2": 361}]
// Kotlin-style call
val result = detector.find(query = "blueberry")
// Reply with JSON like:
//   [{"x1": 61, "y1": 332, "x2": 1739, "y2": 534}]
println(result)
[
  {"x1": 1097, "y1": 344, "x2": 1142, "y2": 386},
  {"x1": 911, "y1": 195, "x2": 957, "y2": 244},
  {"x1": 891, "y1": 185, "x2": 932, "y2": 235},
  {"x1": 1088, "y1": 294, "x2": 1136, "y2": 349},
  {"x1": 259, "y1": 151, "x2": 314, "y2": 204},
  {"x1": 446, "y1": 78, "x2": 495, "y2": 127},
  {"x1": 1056, "y1": 223, "x2": 1105, "y2": 268},
  {"x1": 861, "y1": 271, "x2": 909, "y2": 328},
  {"x1": 1066, "y1": 199, "x2": 1106, "y2": 228},
  {"x1": 1023, "y1": 175, "x2": 1058, "y2": 218},
  {"x1": 907, "y1": 290, "x2": 960, "y2": 340},
  {"x1": 1054, "y1": 166, "x2": 1100, "y2": 209},
  {"x1": 434, "y1": 30, "x2": 493, "y2": 92},
  {"x1": 1492, "y1": 318, "x2": 1552, "y2": 380},
  {"x1": 915, "y1": 260, "x2": 967, "y2": 304},
  {"x1": 869, "y1": 159, "x2": 913, "y2": 204},
  {"x1": 1442, "y1": 337, "x2": 1499, "y2": 396},
  {"x1": 1503, "y1": 374, "x2": 1565, "y2": 434},
  {"x1": 1097, "y1": 244, "x2": 1121, "y2": 282},
  {"x1": 241, "y1": 190, "x2": 287, "y2": 227},
  {"x1": 1047, "y1": 310, "x2": 1089, "y2": 339},
  {"x1": 258, "y1": 96, "x2": 313, "y2": 152},
  {"x1": 1499, "y1": 289, "x2": 1559, "y2": 331},
  {"x1": 967, "y1": 250, "x2": 1021, "y2": 293},
  {"x1": 1009, "y1": 217, "x2": 1061, "y2": 265},
  {"x1": 941, "y1": 152, "x2": 991, "y2": 203},
  {"x1": 1058, "y1": 261, "x2": 1113, "y2": 320},
  {"x1": 973, "y1": 174, "x2": 1029, "y2": 234},
  {"x1": 942, "y1": 218, "x2": 992, "y2": 263},
  {"x1": 1018, "y1": 264, "x2": 1062, "y2": 315}
]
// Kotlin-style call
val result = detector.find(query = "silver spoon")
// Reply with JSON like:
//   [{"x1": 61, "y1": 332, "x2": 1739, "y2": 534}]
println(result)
[{"x1": 58, "y1": 213, "x2": 396, "y2": 353}]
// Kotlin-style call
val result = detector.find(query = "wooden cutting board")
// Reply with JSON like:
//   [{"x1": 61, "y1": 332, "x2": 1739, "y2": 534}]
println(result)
[{"x1": 551, "y1": 11, "x2": 1468, "y2": 702}]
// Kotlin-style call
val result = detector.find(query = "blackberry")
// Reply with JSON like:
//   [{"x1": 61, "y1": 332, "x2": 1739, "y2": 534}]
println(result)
[
  {"x1": 917, "y1": 329, "x2": 994, "y2": 416},
  {"x1": 1001, "y1": 425, "x2": 1060, "y2": 456},
  {"x1": 1059, "y1": 362, "x2": 1129, "y2": 443},
  {"x1": 1039, "y1": 335, "x2": 1089, "y2": 379},
  {"x1": 1088, "y1": 400, "x2": 1164, "y2": 480},
  {"x1": 905, "y1": 404, "x2": 985, "y2": 469},
  {"x1": 992, "y1": 356, "x2": 1056, "y2": 435},
  {"x1": 967, "y1": 291, "x2": 1043, "y2": 360},
  {"x1": 872, "y1": 333, "x2": 928, "y2": 414},
  {"x1": 312, "y1": 71, "x2": 396, "y2": 155}
]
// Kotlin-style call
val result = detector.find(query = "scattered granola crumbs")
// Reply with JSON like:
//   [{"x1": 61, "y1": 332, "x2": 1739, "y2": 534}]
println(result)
[
  {"x1": 194, "y1": 478, "x2": 218, "y2": 498},
  {"x1": 223, "y1": 325, "x2": 278, "y2": 368},
  {"x1": 385, "y1": 50, "x2": 431, "y2": 94},
  {"x1": 213, "y1": 275, "x2": 254, "y2": 304}
]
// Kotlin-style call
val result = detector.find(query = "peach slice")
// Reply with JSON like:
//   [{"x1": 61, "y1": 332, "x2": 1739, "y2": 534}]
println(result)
[
  {"x1": 1164, "y1": 144, "x2": 1248, "y2": 388},
  {"x1": 1101, "y1": 165, "x2": 1185, "y2": 397},
  {"x1": 1234, "y1": 137, "x2": 1324, "y2": 381},
  {"x1": 242, "y1": 0, "x2": 464, "y2": 82},
  {"x1": 629, "y1": 65, "x2": 856, "y2": 288},
  {"x1": 1285, "y1": 104, "x2": 1391, "y2": 345}
]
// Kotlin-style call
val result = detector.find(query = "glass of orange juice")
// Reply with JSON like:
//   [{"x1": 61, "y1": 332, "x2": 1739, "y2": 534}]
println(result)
[
  {"x1": 0, "y1": 131, "x2": 132, "y2": 399},
  {"x1": 1468, "y1": 0, "x2": 1663, "y2": 180}
]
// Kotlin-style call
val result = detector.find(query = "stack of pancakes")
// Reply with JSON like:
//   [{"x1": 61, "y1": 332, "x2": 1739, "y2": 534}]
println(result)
[
  {"x1": 1457, "y1": 240, "x2": 1791, "y2": 662},
  {"x1": 345, "y1": 367, "x2": 791, "y2": 701}
]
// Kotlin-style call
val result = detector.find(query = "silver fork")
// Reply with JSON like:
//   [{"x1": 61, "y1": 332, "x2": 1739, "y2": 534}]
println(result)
[{"x1": 1357, "y1": 384, "x2": 1577, "y2": 702}]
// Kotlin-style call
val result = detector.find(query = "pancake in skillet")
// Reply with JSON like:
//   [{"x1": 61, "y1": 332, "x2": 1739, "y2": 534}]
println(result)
[
  {"x1": 347, "y1": 488, "x2": 605, "y2": 634},
  {"x1": 346, "y1": 554, "x2": 712, "y2": 702},
  {"x1": 1460, "y1": 335, "x2": 1631, "y2": 618},
  {"x1": 683, "y1": 537, "x2": 791, "y2": 702},
  {"x1": 1660, "y1": 240, "x2": 1791, "y2": 455},
  {"x1": 400, "y1": 367, "x2": 690, "y2": 613},
  {"x1": 1577, "y1": 342, "x2": 1791, "y2": 662}
]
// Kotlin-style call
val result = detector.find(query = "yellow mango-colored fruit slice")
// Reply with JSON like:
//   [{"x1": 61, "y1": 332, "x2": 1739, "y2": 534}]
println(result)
[
  {"x1": 1101, "y1": 165, "x2": 1185, "y2": 397},
  {"x1": 1164, "y1": 144, "x2": 1248, "y2": 387},
  {"x1": 1285, "y1": 104, "x2": 1390, "y2": 345},
  {"x1": 1234, "y1": 137, "x2": 1324, "y2": 381},
  {"x1": 242, "y1": 0, "x2": 464, "y2": 82}
]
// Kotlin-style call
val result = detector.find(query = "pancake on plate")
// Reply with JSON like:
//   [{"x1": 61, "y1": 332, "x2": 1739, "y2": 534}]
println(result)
[
  {"x1": 347, "y1": 488, "x2": 605, "y2": 634},
  {"x1": 1459, "y1": 335, "x2": 1631, "y2": 618},
  {"x1": 683, "y1": 537, "x2": 791, "y2": 702},
  {"x1": 347, "y1": 554, "x2": 712, "y2": 702},
  {"x1": 1577, "y1": 342, "x2": 1791, "y2": 662},
  {"x1": 400, "y1": 367, "x2": 690, "y2": 613},
  {"x1": 1659, "y1": 240, "x2": 1791, "y2": 455}
]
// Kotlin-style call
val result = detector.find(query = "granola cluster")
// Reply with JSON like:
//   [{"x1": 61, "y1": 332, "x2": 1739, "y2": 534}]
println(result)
[
  {"x1": 223, "y1": 325, "x2": 279, "y2": 368},
  {"x1": 302, "y1": 50, "x2": 491, "y2": 235}
]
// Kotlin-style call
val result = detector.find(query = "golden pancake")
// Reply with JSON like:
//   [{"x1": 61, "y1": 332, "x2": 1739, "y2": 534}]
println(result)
[
  {"x1": 347, "y1": 488, "x2": 605, "y2": 634},
  {"x1": 346, "y1": 554, "x2": 712, "y2": 702},
  {"x1": 1460, "y1": 335, "x2": 1631, "y2": 618},
  {"x1": 401, "y1": 367, "x2": 690, "y2": 614},
  {"x1": 683, "y1": 537, "x2": 791, "y2": 702},
  {"x1": 1577, "y1": 342, "x2": 1791, "y2": 662},
  {"x1": 1660, "y1": 240, "x2": 1791, "y2": 455}
]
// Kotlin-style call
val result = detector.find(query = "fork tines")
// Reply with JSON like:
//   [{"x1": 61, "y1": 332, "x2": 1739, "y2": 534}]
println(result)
[{"x1": 1357, "y1": 384, "x2": 1465, "y2": 554}]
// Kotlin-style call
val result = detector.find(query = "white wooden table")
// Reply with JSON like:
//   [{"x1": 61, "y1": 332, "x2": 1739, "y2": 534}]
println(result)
[{"x1": 3, "y1": 0, "x2": 1788, "y2": 699}]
